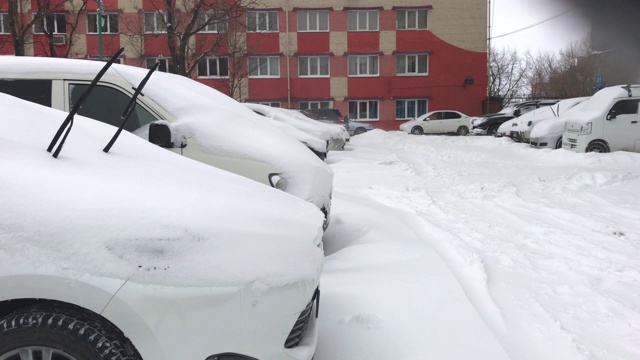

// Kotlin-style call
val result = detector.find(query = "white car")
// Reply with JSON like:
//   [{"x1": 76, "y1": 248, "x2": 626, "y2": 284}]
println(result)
[
  {"x1": 266, "y1": 117, "x2": 329, "y2": 159},
  {"x1": 285, "y1": 108, "x2": 351, "y2": 145},
  {"x1": 400, "y1": 110, "x2": 471, "y2": 136},
  {"x1": 529, "y1": 98, "x2": 591, "y2": 149},
  {"x1": 513, "y1": 97, "x2": 590, "y2": 143},
  {"x1": 0, "y1": 93, "x2": 323, "y2": 360},
  {"x1": 496, "y1": 118, "x2": 518, "y2": 138},
  {"x1": 246, "y1": 103, "x2": 347, "y2": 151},
  {"x1": 0, "y1": 56, "x2": 334, "y2": 229}
]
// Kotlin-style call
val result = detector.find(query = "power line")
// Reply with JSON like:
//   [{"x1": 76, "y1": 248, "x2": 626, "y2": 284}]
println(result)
[{"x1": 490, "y1": 9, "x2": 572, "y2": 40}]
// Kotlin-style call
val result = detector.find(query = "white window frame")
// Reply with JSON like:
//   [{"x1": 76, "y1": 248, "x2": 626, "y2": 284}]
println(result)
[
  {"x1": 348, "y1": 55, "x2": 379, "y2": 77},
  {"x1": 396, "y1": 9, "x2": 428, "y2": 30},
  {"x1": 86, "y1": 13, "x2": 119, "y2": 34},
  {"x1": 396, "y1": 99, "x2": 428, "y2": 120},
  {"x1": 256, "y1": 102, "x2": 281, "y2": 107},
  {"x1": 144, "y1": 12, "x2": 167, "y2": 34},
  {"x1": 146, "y1": 57, "x2": 172, "y2": 73},
  {"x1": 33, "y1": 13, "x2": 66, "y2": 34},
  {"x1": 396, "y1": 54, "x2": 429, "y2": 76},
  {"x1": 347, "y1": 10, "x2": 378, "y2": 31},
  {"x1": 198, "y1": 11, "x2": 227, "y2": 33},
  {"x1": 298, "y1": 56, "x2": 330, "y2": 77},
  {"x1": 248, "y1": 56, "x2": 280, "y2": 78},
  {"x1": 197, "y1": 57, "x2": 229, "y2": 78},
  {"x1": 0, "y1": 12, "x2": 9, "y2": 34},
  {"x1": 349, "y1": 100, "x2": 379, "y2": 121},
  {"x1": 299, "y1": 101, "x2": 333, "y2": 109},
  {"x1": 297, "y1": 11, "x2": 329, "y2": 32},
  {"x1": 247, "y1": 11, "x2": 278, "y2": 32}
]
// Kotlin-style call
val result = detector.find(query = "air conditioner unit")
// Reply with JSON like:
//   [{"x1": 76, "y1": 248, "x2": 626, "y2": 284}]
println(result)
[{"x1": 52, "y1": 34, "x2": 66, "y2": 45}]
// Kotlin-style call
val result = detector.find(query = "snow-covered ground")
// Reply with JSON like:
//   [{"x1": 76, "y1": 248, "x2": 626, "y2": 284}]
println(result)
[{"x1": 317, "y1": 131, "x2": 640, "y2": 360}]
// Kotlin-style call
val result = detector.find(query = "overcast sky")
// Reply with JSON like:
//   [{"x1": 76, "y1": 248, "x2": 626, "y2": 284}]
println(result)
[{"x1": 490, "y1": 0, "x2": 591, "y2": 55}]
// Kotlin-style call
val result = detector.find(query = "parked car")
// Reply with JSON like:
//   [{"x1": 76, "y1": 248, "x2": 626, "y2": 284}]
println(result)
[
  {"x1": 496, "y1": 118, "x2": 519, "y2": 138},
  {"x1": 0, "y1": 92, "x2": 323, "y2": 360},
  {"x1": 266, "y1": 117, "x2": 329, "y2": 160},
  {"x1": 530, "y1": 98, "x2": 591, "y2": 149},
  {"x1": 245, "y1": 103, "x2": 346, "y2": 151},
  {"x1": 305, "y1": 108, "x2": 374, "y2": 135},
  {"x1": 285, "y1": 108, "x2": 350, "y2": 145},
  {"x1": 0, "y1": 55, "x2": 334, "y2": 229},
  {"x1": 563, "y1": 84, "x2": 640, "y2": 153},
  {"x1": 400, "y1": 110, "x2": 471, "y2": 135},
  {"x1": 473, "y1": 100, "x2": 559, "y2": 136},
  {"x1": 512, "y1": 97, "x2": 590, "y2": 143}
]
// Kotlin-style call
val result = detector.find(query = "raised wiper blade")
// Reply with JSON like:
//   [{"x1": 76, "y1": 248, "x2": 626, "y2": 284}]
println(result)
[
  {"x1": 47, "y1": 47, "x2": 124, "y2": 158},
  {"x1": 103, "y1": 62, "x2": 159, "y2": 153}
]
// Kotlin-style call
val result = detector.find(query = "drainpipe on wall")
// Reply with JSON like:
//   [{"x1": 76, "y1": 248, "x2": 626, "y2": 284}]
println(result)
[{"x1": 286, "y1": 0, "x2": 291, "y2": 108}]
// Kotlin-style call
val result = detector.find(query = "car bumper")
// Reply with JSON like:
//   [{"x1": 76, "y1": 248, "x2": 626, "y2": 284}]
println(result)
[
  {"x1": 472, "y1": 127, "x2": 487, "y2": 135},
  {"x1": 561, "y1": 131, "x2": 586, "y2": 152},
  {"x1": 328, "y1": 138, "x2": 345, "y2": 151},
  {"x1": 103, "y1": 280, "x2": 321, "y2": 360}
]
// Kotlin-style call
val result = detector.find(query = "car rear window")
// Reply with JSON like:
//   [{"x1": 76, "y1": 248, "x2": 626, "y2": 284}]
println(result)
[{"x1": 0, "y1": 79, "x2": 52, "y2": 107}]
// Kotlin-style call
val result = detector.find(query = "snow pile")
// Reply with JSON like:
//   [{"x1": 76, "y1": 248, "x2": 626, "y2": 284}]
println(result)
[{"x1": 0, "y1": 93, "x2": 324, "y2": 287}]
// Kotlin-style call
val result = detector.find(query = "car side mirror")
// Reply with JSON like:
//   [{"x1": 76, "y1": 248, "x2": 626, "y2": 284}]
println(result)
[
  {"x1": 607, "y1": 111, "x2": 616, "y2": 120},
  {"x1": 149, "y1": 122, "x2": 176, "y2": 148},
  {"x1": 513, "y1": 109, "x2": 522, "y2": 117}
]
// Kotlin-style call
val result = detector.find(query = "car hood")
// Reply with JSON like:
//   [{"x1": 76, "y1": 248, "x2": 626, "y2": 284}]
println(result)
[{"x1": 0, "y1": 93, "x2": 324, "y2": 288}]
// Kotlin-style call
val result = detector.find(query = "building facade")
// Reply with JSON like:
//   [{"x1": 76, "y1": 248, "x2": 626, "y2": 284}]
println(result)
[{"x1": 0, "y1": 0, "x2": 488, "y2": 130}]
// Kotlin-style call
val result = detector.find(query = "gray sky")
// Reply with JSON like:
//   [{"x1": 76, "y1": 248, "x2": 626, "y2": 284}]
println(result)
[{"x1": 490, "y1": 0, "x2": 591, "y2": 54}]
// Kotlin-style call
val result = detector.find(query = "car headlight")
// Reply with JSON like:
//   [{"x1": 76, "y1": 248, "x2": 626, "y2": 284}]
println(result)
[
  {"x1": 268, "y1": 173, "x2": 287, "y2": 191},
  {"x1": 527, "y1": 121, "x2": 532, "y2": 126},
  {"x1": 580, "y1": 122, "x2": 592, "y2": 135}
]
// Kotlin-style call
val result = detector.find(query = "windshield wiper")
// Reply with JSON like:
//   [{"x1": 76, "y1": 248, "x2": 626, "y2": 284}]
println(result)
[
  {"x1": 103, "y1": 62, "x2": 159, "y2": 153},
  {"x1": 47, "y1": 48, "x2": 125, "y2": 158}
]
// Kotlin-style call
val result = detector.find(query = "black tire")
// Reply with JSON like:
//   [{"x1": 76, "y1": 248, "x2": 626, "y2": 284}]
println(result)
[
  {"x1": 487, "y1": 126, "x2": 498, "y2": 136},
  {"x1": 586, "y1": 140, "x2": 609, "y2": 153},
  {"x1": 456, "y1": 126, "x2": 469, "y2": 136},
  {"x1": 353, "y1": 127, "x2": 367, "y2": 135},
  {"x1": 555, "y1": 136, "x2": 563, "y2": 149},
  {"x1": 0, "y1": 305, "x2": 141, "y2": 360},
  {"x1": 410, "y1": 126, "x2": 423, "y2": 135}
]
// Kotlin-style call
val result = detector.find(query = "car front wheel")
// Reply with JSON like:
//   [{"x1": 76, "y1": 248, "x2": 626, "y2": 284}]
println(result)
[
  {"x1": 0, "y1": 305, "x2": 141, "y2": 360},
  {"x1": 354, "y1": 127, "x2": 367, "y2": 135},
  {"x1": 410, "y1": 126, "x2": 424, "y2": 135},
  {"x1": 456, "y1": 126, "x2": 469, "y2": 136},
  {"x1": 487, "y1": 126, "x2": 498, "y2": 136},
  {"x1": 586, "y1": 140, "x2": 609, "y2": 153},
  {"x1": 555, "y1": 137, "x2": 563, "y2": 149}
]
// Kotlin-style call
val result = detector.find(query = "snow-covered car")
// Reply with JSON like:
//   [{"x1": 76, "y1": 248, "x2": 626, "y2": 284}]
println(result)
[
  {"x1": 513, "y1": 97, "x2": 590, "y2": 143},
  {"x1": 564, "y1": 84, "x2": 640, "y2": 153},
  {"x1": 246, "y1": 103, "x2": 347, "y2": 151},
  {"x1": 0, "y1": 55, "x2": 334, "y2": 229},
  {"x1": 0, "y1": 92, "x2": 323, "y2": 360},
  {"x1": 529, "y1": 98, "x2": 591, "y2": 149},
  {"x1": 496, "y1": 118, "x2": 519, "y2": 138},
  {"x1": 284, "y1": 108, "x2": 351, "y2": 145},
  {"x1": 266, "y1": 117, "x2": 329, "y2": 160},
  {"x1": 400, "y1": 110, "x2": 471, "y2": 135}
]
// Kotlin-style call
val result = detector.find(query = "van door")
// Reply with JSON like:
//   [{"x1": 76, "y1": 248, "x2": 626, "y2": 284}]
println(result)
[
  {"x1": 0, "y1": 79, "x2": 53, "y2": 107},
  {"x1": 604, "y1": 99, "x2": 640, "y2": 152}
]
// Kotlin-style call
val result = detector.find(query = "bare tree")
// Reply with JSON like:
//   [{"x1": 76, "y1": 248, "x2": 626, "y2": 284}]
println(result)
[
  {"x1": 32, "y1": 0, "x2": 88, "y2": 57},
  {"x1": 489, "y1": 46, "x2": 530, "y2": 104},
  {"x1": 3, "y1": 0, "x2": 49, "y2": 55}
]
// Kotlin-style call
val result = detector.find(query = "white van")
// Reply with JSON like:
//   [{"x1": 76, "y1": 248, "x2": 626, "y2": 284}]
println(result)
[
  {"x1": 563, "y1": 85, "x2": 640, "y2": 153},
  {"x1": 0, "y1": 56, "x2": 333, "y2": 228},
  {"x1": 0, "y1": 93, "x2": 323, "y2": 360}
]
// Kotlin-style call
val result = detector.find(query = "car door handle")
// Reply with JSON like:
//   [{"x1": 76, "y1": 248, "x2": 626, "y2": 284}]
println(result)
[{"x1": 632, "y1": 121, "x2": 638, "y2": 124}]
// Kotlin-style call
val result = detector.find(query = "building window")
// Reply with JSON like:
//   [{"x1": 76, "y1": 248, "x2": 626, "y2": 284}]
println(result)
[
  {"x1": 298, "y1": 56, "x2": 329, "y2": 77},
  {"x1": 248, "y1": 56, "x2": 280, "y2": 77},
  {"x1": 396, "y1": 9, "x2": 428, "y2": 30},
  {"x1": 0, "y1": 13, "x2": 9, "y2": 34},
  {"x1": 347, "y1": 10, "x2": 378, "y2": 31},
  {"x1": 349, "y1": 100, "x2": 378, "y2": 121},
  {"x1": 348, "y1": 55, "x2": 379, "y2": 76},
  {"x1": 147, "y1": 58, "x2": 172, "y2": 72},
  {"x1": 87, "y1": 13, "x2": 119, "y2": 34},
  {"x1": 300, "y1": 101, "x2": 333, "y2": 109},
  {"x1": 144, "y1": 12, "x2": 167, "y2": 33},
  {"x1": 247, "y1": 11, "x2": 278, "y2": 32},
  {"x1": 297, "y1": 11, "x2": 329, "y2": 32},
  {"x1": 397, "y1": 54, "x2": 428, "y2": 75},
  {"x1": 396, "y1": 99, "x2": 428, "y2": 119},
  {"x1": 198, "y1": 57, "x2": 229, "y2": 78},
  {"x1": 197, "y1": 11, "x2": 227, "y2": 33},
  {"x1": 34, "y1": 13, "x2": 66, "y2": 34},
  {"x1": 256, "y1": 102, "x2": 281, "y2": 107}
]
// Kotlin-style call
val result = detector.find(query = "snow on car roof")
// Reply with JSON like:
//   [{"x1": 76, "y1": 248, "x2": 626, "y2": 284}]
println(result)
[
  {"x1": 0, "y1": 56, "x2": 333, "y2": 210},
  {"x1": 0, "y1": 93, "x2": 324, "y2": 287},
  {"x1": 245, "y1": 103, "x2": 342, "y2": 141}
]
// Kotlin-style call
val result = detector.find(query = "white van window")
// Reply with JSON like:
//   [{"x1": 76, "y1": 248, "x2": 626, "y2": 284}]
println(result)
[
  {"x1": 0, "y1": 79, "x2": 52, "y2": 107},
  {"x1": 609, "y1": 99, "x2": 639, "y2": 118},
  {"x1": 69, "y1": 84, "x2": 158, "y2": 132}
]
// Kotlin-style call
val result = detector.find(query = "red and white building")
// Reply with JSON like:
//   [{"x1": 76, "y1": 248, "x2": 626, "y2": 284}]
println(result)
[{"x1": 0, "y1": 0, "x2": 488, "y2": 130}]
